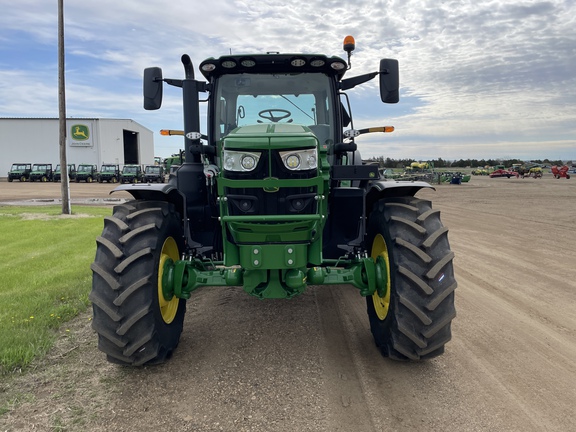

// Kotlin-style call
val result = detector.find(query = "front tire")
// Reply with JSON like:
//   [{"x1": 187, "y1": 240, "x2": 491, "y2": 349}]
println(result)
[
  {"x1": 90, "y1": 200, "x2": 186, "y2": 365},
  {"x1": 366, "y1": 197, "x2": 457, "y2": 360}
]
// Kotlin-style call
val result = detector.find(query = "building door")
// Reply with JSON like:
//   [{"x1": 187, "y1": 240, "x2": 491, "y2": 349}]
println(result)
[{"x1": 123, "y1": 130, "x2": 139, "y2": 164}]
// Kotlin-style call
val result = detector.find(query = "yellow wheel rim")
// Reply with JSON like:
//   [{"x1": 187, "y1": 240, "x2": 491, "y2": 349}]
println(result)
[
  {"x1": 157, "y1": 237, "x2": 180, "y2": 324},
  {"x1": 371, "y1": 234, "x2": 392, "y2": 320}
]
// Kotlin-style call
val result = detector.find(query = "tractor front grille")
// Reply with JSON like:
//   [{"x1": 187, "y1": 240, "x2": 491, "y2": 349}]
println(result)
[{"x1": 224, "y1": 149, "x2": 318, "y2": 216}]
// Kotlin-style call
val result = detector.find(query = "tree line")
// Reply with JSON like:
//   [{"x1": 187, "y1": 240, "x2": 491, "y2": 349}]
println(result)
[{"x1": 365, "y1": 157, "x2": 566, "y2": 169}]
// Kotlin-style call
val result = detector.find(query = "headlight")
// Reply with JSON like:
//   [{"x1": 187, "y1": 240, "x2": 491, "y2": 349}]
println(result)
[
  {"x1": 285, "y1": 154, "x2": 300, "y2": 169},
  {"x1": 279, "y1": 149, "x2": 318, "y2": 171},
  {"x1": 223, "y1": 150, "x2": 261, "y2": 172},
  {"x1": 241, "y1": 154, "x2": 257, "y2": 170}
]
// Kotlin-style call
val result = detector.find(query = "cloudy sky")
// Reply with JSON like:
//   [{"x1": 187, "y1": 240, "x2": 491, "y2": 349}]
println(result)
[{"x1": 1, "y1": 0, "x2": 574, "y2": 161}]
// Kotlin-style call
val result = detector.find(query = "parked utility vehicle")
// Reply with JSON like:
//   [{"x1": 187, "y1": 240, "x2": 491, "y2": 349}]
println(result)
[
  {"x1": 54, "y1": 164, "x2": 76, "y2": 182},
  {"x1": 120, "y1": 164, "x2": 143, "y2": 183},
  {"x1": 143, "y1": 164, "x2": 165, "y2": 183},
  {"x1": 74, "y1": 164, "x2": 98, "y2": 183},
  {"x1": 29, "y1": 164, "x2": 53, "y2": 182},
  {"x1": 91, "y1": 37, "x2": 457, "y2": 366},
  {"x1": 7, "y1": 163, "x2": 32, "y2": 182},
  {"x1": 97, "y1": 164, "x2": 121, "y2": 183}
]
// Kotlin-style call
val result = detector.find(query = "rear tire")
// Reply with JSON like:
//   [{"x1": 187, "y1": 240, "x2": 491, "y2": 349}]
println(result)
[
  {"x1": 90, "y1": 200, "x2": 186, "y2": 365},
  {"x1": 366, "y1": 197, "x2": 457, "y2": 360}
]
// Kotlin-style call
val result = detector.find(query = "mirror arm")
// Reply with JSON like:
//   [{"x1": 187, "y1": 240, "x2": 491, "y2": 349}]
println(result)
[
  {"x1": 164, "y1": 78, "x2": 183, "y2": 88},
  {"x1": 339, "y1": 71, "x2": 379, "y2": 91}
]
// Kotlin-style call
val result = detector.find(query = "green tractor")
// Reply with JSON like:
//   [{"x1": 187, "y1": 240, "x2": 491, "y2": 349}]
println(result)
[
  {"x1": 91, "y1": 37, "x2": 457, "y2": 366},
  {"x1": 162, "y1": 146, "x2": 186, "y2": 175}
]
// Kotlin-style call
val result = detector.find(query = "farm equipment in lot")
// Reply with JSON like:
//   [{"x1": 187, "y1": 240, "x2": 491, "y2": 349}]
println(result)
[
  {"x1": 163, "y1": 152, "x2": 185, "y2": 175},
  {"x1": 90, "y1": 36, "x2": 457, "y2": 366},
  {"x1": 74, "y1": 164, "x2": 98, "y2": 183},
  {"x1": 97, "y1": 164, "x2": 121, "y2": 183},
  {"x1": 471, "y1": 168, "x2": 489, "y2": 175},
  {"x1": 551, "y1": 165, "x2": 571, "y2": 179},
  {"x1": 7, "y1": 163, "x2": 32, "y2": 182},
  {"x1": 54, "y1": 164, "x2": 76, "y2": 182},
  {"x1": 29, "y1": 164, "x2": 53, "y2": 182},
  {"x1": 120, "y1": 164, "x2": 144, "y2": 183},
  {"x1": 143, "y1": 164, "x2": 165, "y2": 183},
  {"x1": 515, "y1": 165, "x2": 543, "y2": 179},
  {"x1": 402, "y1": 161, "x2": 435, "y2": 182},
  {"x1": 439, "y1": 172, "x2": 471, "y2": 184},
  {"x1": 489, "y1": 168, "x2": 519, "y2": 178},
  {"x1": 519, "y1": 166, "x2": 543, "y2": 179}
]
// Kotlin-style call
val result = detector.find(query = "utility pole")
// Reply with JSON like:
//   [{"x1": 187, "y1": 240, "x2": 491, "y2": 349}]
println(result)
[{"x1": 58, "y1": 0, "x2": 71, "y2": 214}]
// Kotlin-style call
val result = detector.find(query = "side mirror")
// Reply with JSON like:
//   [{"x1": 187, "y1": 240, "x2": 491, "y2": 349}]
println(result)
[
  {"x1": 143, "y1": 67, "x2": 163, "y2": 110},
  {"x1": 379, "y1": 59, "x2": 399, "y2": 104}
]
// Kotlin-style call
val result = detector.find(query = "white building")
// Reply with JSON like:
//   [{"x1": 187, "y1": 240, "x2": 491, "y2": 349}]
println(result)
[{"x1": 1, "y1": 118, "x2": 154, "y2": 177}]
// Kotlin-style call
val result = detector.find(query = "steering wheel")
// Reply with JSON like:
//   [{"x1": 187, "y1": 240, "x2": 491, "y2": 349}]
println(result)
[{"x1": 258, "y1": 109, "x2": 292, "y2": 123}]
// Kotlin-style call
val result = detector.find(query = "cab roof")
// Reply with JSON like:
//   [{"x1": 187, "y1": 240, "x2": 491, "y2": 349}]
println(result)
[{"x1": 199, "y1": 53, "x2": 348, "y2": 81}]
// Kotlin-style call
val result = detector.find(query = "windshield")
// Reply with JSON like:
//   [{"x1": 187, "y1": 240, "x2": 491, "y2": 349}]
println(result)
[
  {"x1": 146, "y1": 166, "x2": 160, "y2": 174},
  {"x1": 78, "y1": 165, "x2": 92, "y2": 171},
  {"x1": 12, "y1": 164, "x2": 28, "y2": 170},
  {"x1": 102, "y1": 166, "x2": 116, "y2": 172},
  {"x1": 123, "y1": 166, "x2": 138, "y2": 173},
  {"x1": 214, "y1": 73, "x2": 335, "y2": 145},
  {"x1": 33, "y1": 165, "x2": 48, "y2": 170}
]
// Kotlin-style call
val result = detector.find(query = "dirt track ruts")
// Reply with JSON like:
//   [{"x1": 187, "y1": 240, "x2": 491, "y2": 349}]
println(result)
[{"x1": 1, "y1": 175, "x2": 575, "y2": 431}]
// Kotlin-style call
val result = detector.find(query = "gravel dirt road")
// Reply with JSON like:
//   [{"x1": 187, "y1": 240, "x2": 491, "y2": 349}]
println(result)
[{"x1": 1, "y1": 175, "x2": 575, "y2": 431}]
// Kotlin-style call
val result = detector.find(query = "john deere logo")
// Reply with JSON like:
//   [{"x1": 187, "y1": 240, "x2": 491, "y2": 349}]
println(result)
[
  {"x1": 71, "y1": 124, "x2": 89, "y2": 141},
  {"x1": 263, "y1": 177, "x2": 279, "y2": 193}
]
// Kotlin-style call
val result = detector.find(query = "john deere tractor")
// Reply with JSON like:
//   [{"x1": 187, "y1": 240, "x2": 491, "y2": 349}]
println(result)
[{"x1": 90, "y1": 37, "x2": 457, "y2": 366}]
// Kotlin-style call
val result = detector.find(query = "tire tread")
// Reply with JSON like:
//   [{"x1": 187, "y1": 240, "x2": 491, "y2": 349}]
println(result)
[{"x1": 367, "y1": 196, "x2": 457, "y2": 361}]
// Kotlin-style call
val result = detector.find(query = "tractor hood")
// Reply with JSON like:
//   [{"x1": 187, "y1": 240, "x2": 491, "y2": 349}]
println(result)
[{"x1": 223, "y1": 123, "x2": 318, "y2": 150}]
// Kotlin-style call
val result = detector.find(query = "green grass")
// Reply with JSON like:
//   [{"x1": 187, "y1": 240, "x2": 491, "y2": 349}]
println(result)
[{"x1": 0, "y1": 205, "x2": 112, "y2": 375}]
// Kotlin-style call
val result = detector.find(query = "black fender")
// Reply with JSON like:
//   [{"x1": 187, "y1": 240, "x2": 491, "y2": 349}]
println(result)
[
  {"x1": 366, "y1": 179, "x2": 434, "y2": 218},
  {"x1": 110, "y1": 167, "x2": 213, "y2": 255},
  {"x1": 111, "y1": 183, "x2": 185, "y2": 221}
]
